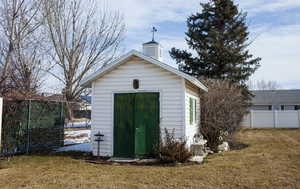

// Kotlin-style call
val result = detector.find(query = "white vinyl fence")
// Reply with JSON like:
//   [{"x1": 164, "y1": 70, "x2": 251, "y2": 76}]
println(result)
[{"x1": 241, "y1": 110, "x2": 300, "y2": 128}]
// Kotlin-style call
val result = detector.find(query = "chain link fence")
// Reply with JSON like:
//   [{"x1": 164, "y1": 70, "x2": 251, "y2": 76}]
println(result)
[{"x1": 0, "y1": 99, "x2": 65, "y2": 156}]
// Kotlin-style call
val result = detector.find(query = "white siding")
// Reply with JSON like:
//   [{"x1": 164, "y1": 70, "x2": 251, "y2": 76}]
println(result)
[
  {"x1": 91, "y1": 58, "x2": 185, "y2": 156},
  {"x1": 184, "y1": 81, "x2": 200, "y2": 147}
]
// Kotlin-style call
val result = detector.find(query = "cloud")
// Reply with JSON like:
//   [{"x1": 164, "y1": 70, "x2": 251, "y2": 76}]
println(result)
[
  {"x1": 249, "y1": 25, "x2": 300, "y2": 88},
  {"x1": 101, "y1": 0, "x2": 300, "y2": 31},
  {"x1": 100, "y1": 0, "x2": 204, "y2": 31},
  {"x1": 238, "y1": 0, "x2": 300, "y2": 15},
  {"x1": 159, "y1": 35, "x2": 189, "y2": 67},
  {"x1": 155, "y1": 24, "x2": 300, "y2": 89}
]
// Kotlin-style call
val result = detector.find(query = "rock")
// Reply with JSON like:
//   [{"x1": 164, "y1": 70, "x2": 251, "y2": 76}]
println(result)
[
  {"x1": 190, "y1": 139, "x2": 207, "y2": 156},
  {"x1": 190, "y1": 156, "x2": 204, "y2": 164},
  {"x1": 218, "y1": 141, "x2": 230, "y2": 152},
  {"x1": 191, "y1": 144, "x2": 205, "y2": 156}
]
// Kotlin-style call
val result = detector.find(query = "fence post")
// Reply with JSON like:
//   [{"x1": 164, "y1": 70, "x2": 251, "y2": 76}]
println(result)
[
  {"x1": 60, "y1": 102, "x2": 64, "y2": 146},
  {"x1": 273, "y1": 110, "x2": 278, "y2": 128},
  {"x1": 0, "y1": 97, "x2": 3, "y2": 150},
  {"x1": 250, "y1": 110, "x2": 253, "y2": 128},
  {"x1": 298, "y1": 110, "x2": 300, "y2": 129},
  {"x1": 26, "y1": 100, "x2": 32, "y2": 154}
]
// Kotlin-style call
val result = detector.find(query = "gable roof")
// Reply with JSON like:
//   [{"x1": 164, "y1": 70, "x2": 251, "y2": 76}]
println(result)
[
  {"x1": 80, "y1": 50, "x2": 208, "y2": 92},
  {"x1": 251, "y1": 89, "x2": 300, "y2": 105}
]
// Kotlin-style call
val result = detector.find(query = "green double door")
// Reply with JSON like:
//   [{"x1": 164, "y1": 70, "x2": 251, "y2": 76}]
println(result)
[{"x1": 114, "y1": 93, "x2": 159, "y2": 158}]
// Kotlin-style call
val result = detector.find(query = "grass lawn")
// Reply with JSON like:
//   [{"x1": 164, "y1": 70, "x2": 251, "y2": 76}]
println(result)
[{"x1": 0, "y1": 129, "x2": 300, "y2": 189}]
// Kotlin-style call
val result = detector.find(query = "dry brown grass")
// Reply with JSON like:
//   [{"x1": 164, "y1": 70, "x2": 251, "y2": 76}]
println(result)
[{"x1": 0, "y1": 129, "x2": 300, "y2": 189}]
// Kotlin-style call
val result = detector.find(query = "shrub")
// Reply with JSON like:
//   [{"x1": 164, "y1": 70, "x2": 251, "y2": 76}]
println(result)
[
  {"x1": 200, "y1": 79, "x2": 248, "y2": 152},
  {"x1": 158, "y1": 128, "x2": 192, "y2": 163}
]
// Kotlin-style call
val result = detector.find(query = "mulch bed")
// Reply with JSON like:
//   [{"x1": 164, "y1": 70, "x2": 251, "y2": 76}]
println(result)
[{"x1": 84, "y1": 156, "x2": 201, "y2": 167}]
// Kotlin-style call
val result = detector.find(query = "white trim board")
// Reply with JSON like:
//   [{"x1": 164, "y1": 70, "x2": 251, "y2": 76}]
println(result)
[{"x1": 80, "y1": 50, "x2": 208, "y2": 92}]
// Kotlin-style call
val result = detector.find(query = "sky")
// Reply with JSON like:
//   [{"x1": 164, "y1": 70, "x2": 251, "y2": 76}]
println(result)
[{"x1": 99, "y1": 0, "x2": 300, "y2": 89}]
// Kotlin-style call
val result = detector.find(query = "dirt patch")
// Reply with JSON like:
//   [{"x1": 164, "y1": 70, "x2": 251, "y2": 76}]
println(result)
[
  {"x1": 228, "y1": 140, "x2": 249, "y2": 150},
  {"x1": 65, "y1": 134, "x2": 88, "y2": 139},
  {"x1": 64, "y1": 127, "x2": 90, "y2": 131}
]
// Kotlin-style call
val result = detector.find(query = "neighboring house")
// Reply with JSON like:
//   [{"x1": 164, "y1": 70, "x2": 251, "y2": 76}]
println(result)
[
  {"x1": 79, "y1": 96, "x2": 91, "y2": 110},
  {"x1": 45, "y1": 94, "x2": 91, "y2": 118},
  {"x1": 80, "y1": 40, "x2": 208, "y2": 157},
  {"x1": 251, "y1": 90, "x2": 300, "y2": 111},
  {"x1": 70, "y1": 96, "x2": 91, "y2": 119}
]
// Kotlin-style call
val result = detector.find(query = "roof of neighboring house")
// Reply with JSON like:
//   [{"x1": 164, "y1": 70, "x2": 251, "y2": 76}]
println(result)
[
  {"x1": 1, "y1": 91, "x2": 83, "y2": 102},
  {"x1": 251, "y1": 89, "x2": 300, "y2": 105},
  {"x1": 80, "y1": 96, "x2": 91, "y2": 104},
  {"x1": 80, "y1": 50, "x2": 208, "y2": 92}
]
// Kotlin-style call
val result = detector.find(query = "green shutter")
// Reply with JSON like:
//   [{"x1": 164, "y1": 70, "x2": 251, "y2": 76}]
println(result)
[
  {"x1": 190, "y1": 97, "x2": 193, "y2": 124},
  {"x1": 194, "y1": 99, "x2": 197, "y2": 122}
]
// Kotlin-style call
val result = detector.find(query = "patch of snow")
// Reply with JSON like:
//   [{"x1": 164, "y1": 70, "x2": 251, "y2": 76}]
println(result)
[
  {"x1": 65, "y1": 121, "x2": 91, "y2": 128},
  {"x1": 57, "y1": 143, "x2": 92, "y2": 152},
  {"x1": 190, "y1": 156, "x2": 204, "y2": 164},
  {"x1": 64, "y1": 129, "x2": 91, "y2": 145},
  {"x1": 65, "y1": 138, "x2": 90, "y2": 145}
]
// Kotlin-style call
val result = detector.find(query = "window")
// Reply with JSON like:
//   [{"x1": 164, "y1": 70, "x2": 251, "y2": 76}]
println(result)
[
  {"x1": 295, "y1": 105, "x2": 300, "y2": 110},
  {"x1": 268, "y1": 105, "x2": 272, "y2": 110},
  {"x1": 281, "y1": 105, "x2": 285, "y2": 111},
  {"x1": 189, "y1": 97, "x2": 197, "y2": 125}
]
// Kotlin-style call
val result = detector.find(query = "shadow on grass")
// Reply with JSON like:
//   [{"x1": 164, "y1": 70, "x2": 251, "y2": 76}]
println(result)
[
  {"x1": 31, "y1": 150, "x2": 94, "y2": 161},
  {"x1": 49, "y1": 151, "x2": 201, "y2": 167},
  {"x1": 228, "y1": 140, "x2": 249, "y2": 150}
]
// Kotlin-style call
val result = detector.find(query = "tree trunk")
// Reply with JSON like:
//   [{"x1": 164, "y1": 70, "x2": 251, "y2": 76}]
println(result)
[{"x1": 66, "y1": 101, "x2": 74, "y2": 121}]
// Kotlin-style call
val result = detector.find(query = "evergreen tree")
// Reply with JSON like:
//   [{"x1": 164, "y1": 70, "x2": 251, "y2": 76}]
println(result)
[{"x1": 170, "y1": 0, "x2": 261, "y2": 94}]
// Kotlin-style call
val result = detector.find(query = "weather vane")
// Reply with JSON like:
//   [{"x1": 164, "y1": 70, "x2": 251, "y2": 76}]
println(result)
[{"x1": 151, "y1": 26, "x2": 157, "y2": 41}]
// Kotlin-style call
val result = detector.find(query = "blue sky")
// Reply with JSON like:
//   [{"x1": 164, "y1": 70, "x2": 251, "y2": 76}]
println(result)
[{"x1": 102, "y1": 0, "x2": 300, "y2": 89}]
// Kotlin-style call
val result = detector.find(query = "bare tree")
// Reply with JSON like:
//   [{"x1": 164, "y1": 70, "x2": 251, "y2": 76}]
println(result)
[
  {"x1": 0, "y1": 0, "x2": 46, "y2": 97},
  {"x1": 200, "y1": 79, "x2": 248, "y2": 152},
  {"x1": 248, "y1": 80, "x2": 281, "y2": 90},
  {"x1": 42, "y1": 0, "x2": 125, "y2": 118}
]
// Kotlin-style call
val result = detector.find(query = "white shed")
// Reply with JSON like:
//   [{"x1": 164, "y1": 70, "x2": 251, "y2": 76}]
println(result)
[{"x1": 81, "y1": 41, "x2": 207, "y2": 157}]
